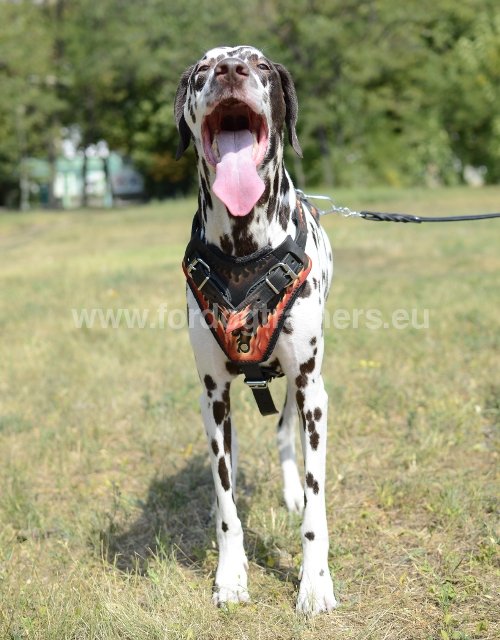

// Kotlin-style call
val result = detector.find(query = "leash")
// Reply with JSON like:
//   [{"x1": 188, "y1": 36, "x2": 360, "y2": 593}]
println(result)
[{"x1": 296, "y1": 190, "x2": 500, "y2": 223}]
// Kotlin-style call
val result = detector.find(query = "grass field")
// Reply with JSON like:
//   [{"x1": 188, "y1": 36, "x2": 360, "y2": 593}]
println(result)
[{"x1": 0, "y1": 186, "x2": 498, "y2": 639}]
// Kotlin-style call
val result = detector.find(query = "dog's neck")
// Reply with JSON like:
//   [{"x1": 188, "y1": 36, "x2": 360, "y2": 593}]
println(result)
[{"x1": 196, "y1": 150, "x2": 296, "y2": 257}]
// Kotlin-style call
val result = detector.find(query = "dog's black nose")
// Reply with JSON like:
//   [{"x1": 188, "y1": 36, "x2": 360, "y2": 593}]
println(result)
[{"x1": 214, "y1": 58, "x2": 249, "y2": 86}]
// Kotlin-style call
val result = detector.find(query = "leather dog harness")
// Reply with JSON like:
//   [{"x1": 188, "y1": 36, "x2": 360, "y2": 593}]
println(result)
[{"x1": 183, "y1": 196, "x2": 313, "y2": 415}]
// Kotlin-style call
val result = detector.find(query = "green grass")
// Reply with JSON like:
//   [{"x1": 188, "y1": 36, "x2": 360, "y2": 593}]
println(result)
[{"x1": 0, "y1": 186, "x2": 498, "y2": 639}]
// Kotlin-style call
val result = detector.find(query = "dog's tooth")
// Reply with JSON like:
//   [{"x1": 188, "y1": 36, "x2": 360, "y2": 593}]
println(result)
[
  {"x1": 212, "y1": 136, "x2": 220, "y2": 161},
  {"x1": 252, "y1": 131, "x2": 259, "y2": 159}
]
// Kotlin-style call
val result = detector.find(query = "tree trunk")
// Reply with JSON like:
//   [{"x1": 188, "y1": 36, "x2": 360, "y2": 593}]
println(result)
[{"x1": 317, "y1": 126, "x2": 334, "y2": 187}]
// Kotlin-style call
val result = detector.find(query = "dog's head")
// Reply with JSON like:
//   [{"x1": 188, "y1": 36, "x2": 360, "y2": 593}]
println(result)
[{"x1": 174, "y1": 46, "x2": 301, "y2": 217}]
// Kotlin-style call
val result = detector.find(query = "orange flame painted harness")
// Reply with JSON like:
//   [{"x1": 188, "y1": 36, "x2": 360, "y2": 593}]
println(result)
[{"x1": 183, "y1": 196, "x2": 315, "y2": 415}]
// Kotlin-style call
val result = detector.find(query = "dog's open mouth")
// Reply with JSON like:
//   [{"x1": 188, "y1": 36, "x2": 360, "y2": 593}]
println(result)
[
  {"x1": 201, "y1": 100, "x2": 268, "y2": 217},
  {"x1": 202, "y1": 99, "x2": 268, "y2": 167}
]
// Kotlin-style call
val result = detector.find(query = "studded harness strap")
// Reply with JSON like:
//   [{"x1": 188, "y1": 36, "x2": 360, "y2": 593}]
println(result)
[{"x1": 183, "y1": 196, "x2": 314, "y2": 415}]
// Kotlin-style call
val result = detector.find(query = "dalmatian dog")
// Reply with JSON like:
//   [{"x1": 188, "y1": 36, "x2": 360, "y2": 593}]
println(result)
[{"x1": 174, "y1": 45, "x2": 336, "y2": 614}]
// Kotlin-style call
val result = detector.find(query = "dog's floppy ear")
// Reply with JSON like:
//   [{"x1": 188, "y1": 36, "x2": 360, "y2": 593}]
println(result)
[
  {"x1": 274, "y1": 63, "x2": 303, "y2": 158},
  {"x1": 174, "y1": 64, "x2": 195, "y2": 160}
]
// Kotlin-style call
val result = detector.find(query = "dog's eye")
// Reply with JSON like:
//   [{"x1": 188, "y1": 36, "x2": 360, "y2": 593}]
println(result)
[
  {"x1": 197, "y1": 64, "x2": 210, "y2": 73},
  {"x1": 257, "y1": 63, "x2": 271, "y2": 71}
]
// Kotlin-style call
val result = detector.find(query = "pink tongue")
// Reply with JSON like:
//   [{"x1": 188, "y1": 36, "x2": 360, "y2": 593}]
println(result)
[{"x1": 213, "y1": 130, "x2": 265, "y2": 217}]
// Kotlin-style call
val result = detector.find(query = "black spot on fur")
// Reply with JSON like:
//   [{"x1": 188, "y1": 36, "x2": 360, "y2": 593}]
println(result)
[
  {"x1": 213, "y1": 401, "x2": 225, "y2": 425},
  {"x1": 222, "y1": 382, "x2": 230, "y2": 407},
  {"x1": 312, "y1": 227, "x2": 319, "y2": 249},
  {"x1": 320, "y1": 569, "x2": 325, "y2": 576},
  {"x1": 310, "y1": 431, "x2": 320, "y2": 450},
  {"x1": 300, "y1": 357, "x2": 315, "y2": 377},
  {"x1": 194, "y1": 73, "x2": 207, "y2": 92},
  {"x1": 296, "y1": 389, "x2": 305, "y2": 412},
  {"x1": 305, "y1": 531, "x2": 315, "y2": 541},
  {"x1": 282, "y1": 321, "x2": 293, "y2": 334},
  {"x1": 306, "y1": 472, "x2": 319, "y2": 494},
  {"x1": 278, "y1": 177, "x2": 290, "y2": 230},
  {"x1": 310, "y1": 336, "x2": 317, "y2": 346},
  {"x1": 230, "y1": 212, "x2": 259, "y2": 256},
  {"x1": 200, "y1": 177, "x2": 212, "y2": 210},
  {"x1": 266, "y1": 189, "x2": 278, "y2": 222},
  {"x1": 296, "y1": 356, "x2": 315, "y2": 387},
  {"x1": 299, "y1": 281, "x2": 311, "y2": 298},
  {"x1": 201, "y1": 158, "x2": 210, "y2": 184},
  {"x1": 268, "y1": 358, "x2": 281, "y2": 373},
  {"x1": 265, "y1": 133, "x2": 278, "y2": 164},
  {"x1": 204, "y1": 375, "x2": 217, "y2": 396},
  {"x1": 314, "y1": 407, "x2": 322, "y2": 421},
  {"x1": 272, "y1": 169, "x2": 280, "y2": 198},
  {"x1": 257, "y1": 179, "x2": 271, "y2": 210},
  {"x1": 226, "y1": 361, "x2": 240, "y2": 376},
  {"x1": 223, "y1": 418, "x2": 232, "y2": 455},
  {"x1": 211, "y1": 439, "x2": 219, "y2": 456},
  {"x1": 218, "y1": 457, "x2": 231, "y2": 491},
  {"x1": 220, "y1": 234, "x2": 234, "y2": 254},
  {"x1": 200, "y1": 176, "x2": 209, "y2": 203},
  {"x1": 222, "y1": 521, "x2": 228, "y2": 532}
]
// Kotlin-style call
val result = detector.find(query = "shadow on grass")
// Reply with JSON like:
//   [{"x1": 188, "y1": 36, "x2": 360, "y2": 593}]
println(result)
[
  {"x1": 103, "y1": 454, "x2": 213, "y2": 573},
  {"x1": 102, "y1": 453, "x2": 298, "y2": 585}
]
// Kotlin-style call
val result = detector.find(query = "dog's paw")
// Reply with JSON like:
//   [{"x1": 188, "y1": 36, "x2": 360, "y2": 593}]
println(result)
[
  {"x1": 296, "y1": 569, "x2": 338, "y2": 615},
  {"x1": 212, "y1": 583, "x2": 250, "y2": 606},
  {"x1": 213, "y1": 556, "x2": 249, "y2": 606},
  {"x1": 284, "y1": 484, "x2": 305, "y2": 515}
]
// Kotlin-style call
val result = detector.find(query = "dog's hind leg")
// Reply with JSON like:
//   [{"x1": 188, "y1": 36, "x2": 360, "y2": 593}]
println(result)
[{"x1": 277, "y1": 385, "x2": 304, "y2": 514}]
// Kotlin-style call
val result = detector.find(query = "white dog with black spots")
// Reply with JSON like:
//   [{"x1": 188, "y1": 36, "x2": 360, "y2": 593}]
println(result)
[{"x1": 174, "y1": 45, "x2": 336, "y2": 614}]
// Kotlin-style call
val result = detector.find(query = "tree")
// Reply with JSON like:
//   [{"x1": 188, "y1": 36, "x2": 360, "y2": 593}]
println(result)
[
  {"x1": 1, "y1": 0, "x2": 499, "y2": 207},
  {"x1": 0, "y1": 1, "x2": 62, "y2": 206}
]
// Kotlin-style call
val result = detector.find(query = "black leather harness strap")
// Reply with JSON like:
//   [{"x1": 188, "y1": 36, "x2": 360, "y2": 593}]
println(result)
[
  {"x1": 185, "y1": 234, "x2": 308, "y2": 317},
  {"x1": 238, "y1": 363, "x2": 282, "y2": 416}
]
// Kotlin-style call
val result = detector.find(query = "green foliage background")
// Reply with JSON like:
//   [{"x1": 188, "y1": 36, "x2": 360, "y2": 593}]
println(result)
[{"x1": 1, "y1": 0, "x2": 499, "y2": 204}]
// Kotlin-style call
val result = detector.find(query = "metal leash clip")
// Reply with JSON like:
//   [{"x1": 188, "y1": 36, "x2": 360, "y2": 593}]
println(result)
[{"x1": 296, "y1": 189, "x2": 361, "y2": 218}]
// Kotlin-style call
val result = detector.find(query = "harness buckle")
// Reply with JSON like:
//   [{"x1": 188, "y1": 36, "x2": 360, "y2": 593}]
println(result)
[
  {"x1": 276, "y1": 261, "x2": 300, "y2": 281},
  {"x1": 265, "y1": 261, "x2": 300, "y2": 295},
  {"x1": 187, "y1": 257, "x2": 211, "y2": 290},
  {"x1": 244, "y1": 378, "x2": 269, "y2": 389}
]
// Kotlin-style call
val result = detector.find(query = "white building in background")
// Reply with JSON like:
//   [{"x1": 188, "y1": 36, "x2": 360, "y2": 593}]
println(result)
[{"x1": 53, "y1": 151, "x2": 144, "y2": 209}]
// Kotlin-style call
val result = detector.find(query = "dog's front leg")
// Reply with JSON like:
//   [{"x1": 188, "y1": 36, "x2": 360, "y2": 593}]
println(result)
[
  {"x1": 188, "y1": 292, "x2": 249, "y2": 604},
  {"x1": 200, "y1": 380, "x2": 249, "y2": 605},
  {"x1": 295, "y1": 373, "x2": 337, "y2": 614},
  {"x1": 201, "y1": 376, "x2": 249, "y2": 605}
]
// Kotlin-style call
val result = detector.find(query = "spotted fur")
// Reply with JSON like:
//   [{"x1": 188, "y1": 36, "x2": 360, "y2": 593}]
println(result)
[{"x1": 175, "y1": 46, "x2": 336, "y2": 614}]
